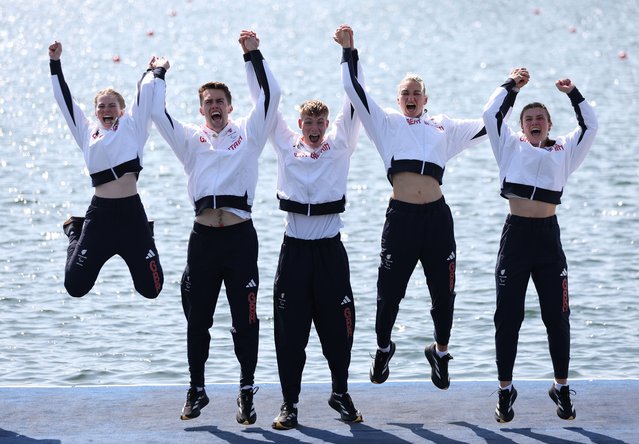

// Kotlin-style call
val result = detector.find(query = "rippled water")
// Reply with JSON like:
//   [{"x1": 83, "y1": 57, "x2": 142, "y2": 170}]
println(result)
[{"x1": 1, "y1": 0, "x2": 637, "y2": 386}]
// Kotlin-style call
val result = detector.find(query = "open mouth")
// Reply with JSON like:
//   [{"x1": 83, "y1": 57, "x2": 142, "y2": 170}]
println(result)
[
  {"x1": 406, "y1": 104, "x2": 417, "y2": 111},
  {"x1": 103, "y1": 116, "x2": 114, "y2": 124},
  {"x1": 531, "y1": 129, "x2": 541, "y2": 136},
  {"x1": 309, "y1": 134, "x2": 320, "y2": 143},
  {"x1": 211, "y1": 111, "x2": 222, "y2": 121}
]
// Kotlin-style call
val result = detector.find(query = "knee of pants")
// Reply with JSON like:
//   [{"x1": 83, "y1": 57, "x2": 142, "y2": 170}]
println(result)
[
  {"x1": 64, "y1": 278, "x2": 92, "y2": 298},
  {"x1": 135, "y1": 273, "x2": 163, "y2": 299}
]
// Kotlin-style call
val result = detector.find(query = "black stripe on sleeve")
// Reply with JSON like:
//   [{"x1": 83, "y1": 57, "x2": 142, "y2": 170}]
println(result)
[
  {"x1": 342, "y1": 48, "x2": 369, "y2": 114},
  {"x1": 246, "y1": 50, "x2": 271, "y2": 118},
  {"x1": 50, "y1": 59, "x2": 76, "y2": 126},
  {"x1": 568, "y1": 87, "x2": 587, "y2": 144}
]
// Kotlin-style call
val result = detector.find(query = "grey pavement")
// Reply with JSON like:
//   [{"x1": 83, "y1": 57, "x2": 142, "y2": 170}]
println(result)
[{"x1": 0, "y1": 379, "x2": 634, "y2": 443}]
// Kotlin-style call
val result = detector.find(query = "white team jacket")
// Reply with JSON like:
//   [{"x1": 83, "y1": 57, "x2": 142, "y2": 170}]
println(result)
[
  {"x1": 340, "y1": 48, "x2": 486, "y2": 185},
  {"x1": 51, "y1": 59, "x2": 158, "y2": 185},
  {"x1": 151, "y1": 50, "x2": 281, "y2": 215},
  {"x1": 482, "y1": 79, "x2": 598, "y2": 204}
]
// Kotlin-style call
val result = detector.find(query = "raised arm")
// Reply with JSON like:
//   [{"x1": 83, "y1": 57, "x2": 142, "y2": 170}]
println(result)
[
  {"x1": 556, "y1": 79, "x2": 598, "y2": 173},
  {"x1": 48, "y1": 41, "x2": 90, "y2": 150},
  {"x1": 337, "y1": 26, "x2": 389, "y2": 153},
  {"x1": 482, "y1": 68, "x2": 529, "y2": 163},
  {"x1": 242, "y1": 31, "x2": 282, "y2": 152}
]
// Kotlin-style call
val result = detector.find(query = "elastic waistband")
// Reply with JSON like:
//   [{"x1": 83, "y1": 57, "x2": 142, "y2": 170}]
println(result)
[
  {"x1": 90, "y1": 157, "x2": 142, "y2": 187},
  {"x1": 278, "y1": 195, "x2": 346, "y2": 216},
  {"x1": 506, "y1": 213, "x2": 558, "y2": 227},
  {"x1": 90, "y1": 193, "x2": 142, "y2": 209},
  {"x1": 194, "y1": 193, "x2": 252, "y2": 215},
  {"x1": 193, "y1": 219, "x2": 253, "y2": 235},
  {"x1": 283, "y1": 233, "x2": 341, "y2": 244},
  {"x1": 388, "y1": 196, "x2": 446, "y2": 212}
]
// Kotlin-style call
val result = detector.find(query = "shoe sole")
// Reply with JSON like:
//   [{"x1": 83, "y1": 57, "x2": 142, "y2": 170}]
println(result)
[
  {"x1": 236, "y1": 414, "x2": 257, "y2": 425},
  {"x1": 369, "y1": 342, "x2": 396, "y2": 384},
  {"x1": 425, "y1": 345, "x2": 450, "y2": 390},
  {"x1": 272, "y1": 420, "x2": 297, "y2": 430},
  {"x1": 328, "y1": 399, "x2": 364, "y2": 423},
  {"x1": 548, "y1": 389, "x2": 576, "y2": 420}
]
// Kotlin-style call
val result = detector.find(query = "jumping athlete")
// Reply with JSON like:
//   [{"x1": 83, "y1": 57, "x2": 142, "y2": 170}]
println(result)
[
  {"x1": 267, "y1": 26, "x2": 363, "y2": 430},
  {"x1": 340, "y1": 27, "x2": 486, "y2": 390},
  {"x1": 151, "y1": 31, "x2": 280, "y2": 424},
  {"x1": 483, "y1": 68, "x2": 597, "y2": 423},
  {"x1": 49, "y1": 41, "x2": 164, "y2": 300}
]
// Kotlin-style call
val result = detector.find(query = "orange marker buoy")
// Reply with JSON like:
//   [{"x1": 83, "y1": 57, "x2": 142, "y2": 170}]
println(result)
[
  {"x1": 147, "y1": 30, "x2": 155, "y2": 37},
  {"x1": 533, "y1": 8, "x2": 541, "y2": 15},
  {"x1": 112, "y1": 55, "x2": 121, "y2": 63},
  {"x1": 568, "y1": 26, "x2": 577, "y2": 33},
  {"x1": 618, "y1": 51, "x2": 628, "y2": 60}
]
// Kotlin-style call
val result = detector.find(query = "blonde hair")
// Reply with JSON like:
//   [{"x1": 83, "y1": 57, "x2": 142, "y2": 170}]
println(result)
[
  {"x1": 298, "y1": 99, "x2": 329, "y2": 119},
  {"x1": 398, "y1": 73, "x2": 426, "y2": 95}
]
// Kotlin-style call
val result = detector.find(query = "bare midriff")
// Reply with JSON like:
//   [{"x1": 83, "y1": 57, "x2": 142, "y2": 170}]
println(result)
[
  {"x1": 390, "y1": 172, "x2": 443, "y2": 204},
  {"x1": 508, "y1": 198, "x2": 557, "y2": 218},
  {"x1": 195, "y1": 208, "x2": 246, "y2": 227},
  {"x1": 94, "y1": 173, "x2": 138, "y2": 198}
]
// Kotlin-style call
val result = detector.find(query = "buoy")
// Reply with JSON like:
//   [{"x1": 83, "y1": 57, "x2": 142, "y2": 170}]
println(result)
[
  {"x1": 169, "y1": 10, "x2": 177, "y2": 16},
  {"x1": 568, "y1": 26, "x2": 577, "y2": 33},
  {"x1": 112, "y1": 55, "x2": 121, "y2": 63},
  {"x1": 147, "y1": 30, "x2": 155, "y2": 37},
  {"x1": 533, "y1": 8, "x2": 541, "y2": 15},
  {"x1": 618, "y1": 51, "x2": 628, "y2": 60}
]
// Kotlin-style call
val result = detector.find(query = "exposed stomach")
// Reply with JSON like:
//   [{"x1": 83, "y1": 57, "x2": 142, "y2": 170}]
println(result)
[
  {"x1": 94, "y1": 173, "x2": 138, "y2": 198},
  {"x1": 390, "y1": 172, "x2": 443, "y2": 204},
  {"x1": 195, "y1": 208, "x2": 246, "y2": 227},
  {"x1": 508, "y1": 198, "x2": 557, "y2": 218}
]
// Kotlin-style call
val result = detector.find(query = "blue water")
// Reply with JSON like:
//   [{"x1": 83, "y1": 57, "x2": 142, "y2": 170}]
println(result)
[{"x1": 1, "y1": 0, "x2": 637, "y2": 386}]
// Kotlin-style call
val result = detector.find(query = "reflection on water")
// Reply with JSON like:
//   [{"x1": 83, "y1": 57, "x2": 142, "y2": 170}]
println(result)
[{"x1": 0, "y1": 0, "x2": 637, "y2": 385}]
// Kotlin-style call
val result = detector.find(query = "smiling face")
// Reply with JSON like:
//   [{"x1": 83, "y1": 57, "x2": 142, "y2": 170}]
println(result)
[
  {"x1": 199, "y1": 83, "x2": 233, "y2": 132},
  {"x1": 94, "y1": 91, "x2": 125, "y2": 129},
  {"x1": 520, "y1": 103, "x2": 552, "y2": 147},
  {"x1": 397, "y1": 76, "x2": 427, "y2": 118},
  {"x1": 298, "y1": 100, "x2": 330, "y2": 149}
]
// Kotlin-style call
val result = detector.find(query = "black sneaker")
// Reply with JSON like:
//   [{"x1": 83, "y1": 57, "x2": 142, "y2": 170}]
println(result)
[
  {"x1": 369, "y1": 341, "x2": 396, "y2": 384},
  {"x1": 272, "y1": 402, "x2": 298, "y2": 430},
  {"x1": 494, "y1": 386, "x2": 518, "y2": 423},
  {"x1": 181, "y1": 387, "x2": 209, "y2": 420},
  {"x1": 548, "y1": 384, "x2": 576, "y2": 420},
  {"x1": 236, "y1": 386, "x2": 258, "y2": 425},
  {"x1": 328, "y1": 392, "x2": 363, "y2": 423},
  {"x1": 62, "y1": 216, "x2": 85, "y2": 238},
  {"x1": 424, "y1": 343, "x2": 453, "y2": 389}
]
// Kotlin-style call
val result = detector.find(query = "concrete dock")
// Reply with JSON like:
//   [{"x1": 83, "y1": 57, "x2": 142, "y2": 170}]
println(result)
[{"x1": 0, "y1": 379, "x2": 634, "y2": 443}]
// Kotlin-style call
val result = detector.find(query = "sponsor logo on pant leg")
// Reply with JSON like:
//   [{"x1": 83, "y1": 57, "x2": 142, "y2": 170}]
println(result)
[
  {"x1": 447, "y1": 251, "x2": 456, "y2": 291},
  {"x1": 498, "y1": 268, "x2": 507, "y2": 287},
  {"x1": 149, "y1": 258, "x2": 162, "y2": 293},
  {"x1": 343, "y1": 307, "x2": 353, "y2": 338},
  {"x1": 248, "y1": 291, "x2": 257, "y2": 324},
  {"x1": 380, "y1": 253, "x2": 393, "y2": 270},
  {"x1": 75, "y1": 249, "x2": 88, "y2": 267},
  {"x1": 277, "y1": 292, "x2": 286, "y2": 310},
  {"x1": 560, "y1": 269, "x2": 569, "y2": 312}
]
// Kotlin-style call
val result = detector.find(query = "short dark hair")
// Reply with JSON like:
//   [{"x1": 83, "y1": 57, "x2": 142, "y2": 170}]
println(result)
[
  {"x1": 299, "y1": 100, "x2": 329, "y2": 119},
  {"x1": 198, "y1": 82, "x2": 232, "y2": 105}
]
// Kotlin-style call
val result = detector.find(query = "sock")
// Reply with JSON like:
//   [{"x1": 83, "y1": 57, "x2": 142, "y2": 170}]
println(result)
[
  {"x1": 196, "y1": 386, "x2": 204, "y2": 392},
  {"x1": 241, "y1": 385, "x2": 253, "y2": 391},
  {"x1": 436, "y1": 348, "x2": 448, "y2": 358},
  {"x1": 554, "y1": 382, "x2": 567, "y2": 390},
  {"x1": 378, "y1": 344, "x2": 391, "y2": 353},
  {"x1": 500, "y1": 383, "x2": 513, "y2": 392}
]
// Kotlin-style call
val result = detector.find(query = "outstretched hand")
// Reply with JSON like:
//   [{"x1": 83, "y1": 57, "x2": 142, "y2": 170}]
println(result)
[
  {"x1": 508, "y1": 67, "x2": 529, "y2": 89},
  {"x1": 239, "y1": 29, "x2": 259, "y2": 53},
  {"x1": 555, "y1": 78, "x2": 575, "y2": 94},
  {"x1": 333, "y1": 24, "x2": 354, "y2": 48},
  {"x1": 49, "y1": 41, "x2": 62, "y2": 60}
]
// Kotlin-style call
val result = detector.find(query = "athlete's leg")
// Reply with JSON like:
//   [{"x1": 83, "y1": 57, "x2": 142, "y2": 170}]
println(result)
[
  {"x1": 494, "y1": 216, "x2": 532, "y2": 383},
  {"x1": 421, "y1": 199, "x2": 457, "y2": 347},
  {"x1": 532, "y1": 220, "x2": 571, "y2": 381},
  {"x1": 118, "y1": 196, "x2": 163, "y2": 299},
  {"x1": 181, "y1": 224, "x2": 223, "y2": 388},
  {"x1": 376, "y1": 201, "x2": 421, "y2": 348},
  {"x1": 223, "y1": 221, "x2": 260, "y2": 389},
  {"x1": 273, "y1": 236, "x2": 313, "y2": 404},
  {"x1": 313, "y1": 236, "x2": 355, "y2": 395},
  {"x1": 64, "y1": 200, "x2": 113, "y2": 297}
]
